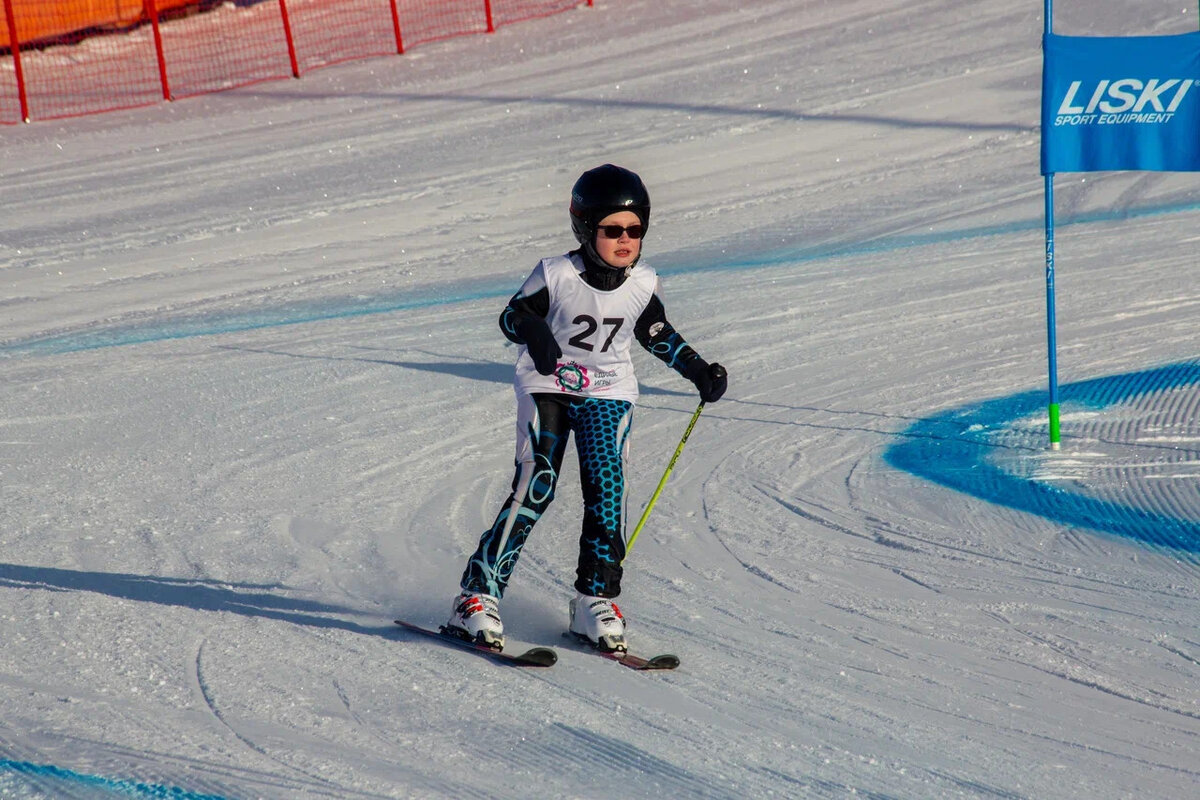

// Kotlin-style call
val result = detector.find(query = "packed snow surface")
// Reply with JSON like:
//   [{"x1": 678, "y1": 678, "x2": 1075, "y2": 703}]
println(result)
[{"x1": 1, "y1": 1, "x2": 1197, "y2": 798}]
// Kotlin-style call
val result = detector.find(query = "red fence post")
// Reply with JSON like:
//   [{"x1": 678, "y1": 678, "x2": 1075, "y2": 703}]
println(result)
[
  {"x1": 277, "y1": 0, "x2": 301, "y2": 77},
  {"x1": 2, "y1": 0, "x2": 29, "y2": 121},
  {"x1": 145, "y1": 0, "x2": 172, "y2": 100},
  {"x1": 388, "y1": 0, "x2": 404, "y2": 54},
  {"x1": 7, "y1": 0, "x2": 586, "y2": 122}
]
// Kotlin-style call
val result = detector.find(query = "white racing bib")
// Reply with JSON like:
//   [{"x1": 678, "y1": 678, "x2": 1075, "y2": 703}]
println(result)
[{"x1": 513, "y1": 253, "x2": 658, "y2": 402}]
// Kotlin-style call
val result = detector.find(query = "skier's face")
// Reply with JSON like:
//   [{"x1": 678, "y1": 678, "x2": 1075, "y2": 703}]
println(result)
[{"x1": 593, "y1": 211, "x2": 643, "y2": 269}]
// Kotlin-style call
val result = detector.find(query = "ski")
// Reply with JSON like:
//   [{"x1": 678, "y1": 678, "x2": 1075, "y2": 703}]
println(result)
[
  {"x1": 394, "y1": 619, "x2": 557, "y2": 667},
  {"x1": 564, "y1": 633, "x2": 680, "y2": 671}
]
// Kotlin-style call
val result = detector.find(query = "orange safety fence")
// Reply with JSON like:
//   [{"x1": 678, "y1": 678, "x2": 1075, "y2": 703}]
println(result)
[
  {"x1": 1, "y1": 0, "x2": 590, "y2": 123},
  {"x1": 0, "y1": 1, "x2": 194, "y2": 46}
]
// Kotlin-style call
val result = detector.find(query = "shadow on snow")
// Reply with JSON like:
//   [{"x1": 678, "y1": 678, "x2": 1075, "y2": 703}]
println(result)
[{"x1": 0, "y1": 562, "x2": 392, "y2": 637}]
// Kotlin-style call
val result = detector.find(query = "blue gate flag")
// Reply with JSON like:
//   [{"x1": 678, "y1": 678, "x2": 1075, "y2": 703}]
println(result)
[{"x1": 1042, "y1": 32, "x2": 1200, "y2": 174}]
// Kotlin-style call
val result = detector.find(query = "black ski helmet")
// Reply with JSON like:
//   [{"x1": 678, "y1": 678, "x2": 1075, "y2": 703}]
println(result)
[{"x1": 569, "y1": 164, "x2": 650, "y2": 265}]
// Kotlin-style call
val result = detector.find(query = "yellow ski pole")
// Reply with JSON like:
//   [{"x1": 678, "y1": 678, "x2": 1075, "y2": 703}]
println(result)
[{"x1": 624, "y1": 401, "x2": 706, "y2": 559}]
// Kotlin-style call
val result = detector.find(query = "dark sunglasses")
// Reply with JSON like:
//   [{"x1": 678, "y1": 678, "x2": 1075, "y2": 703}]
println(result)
[{"x1": 596, "y1": 224, "x2": 645, "y2": 240}]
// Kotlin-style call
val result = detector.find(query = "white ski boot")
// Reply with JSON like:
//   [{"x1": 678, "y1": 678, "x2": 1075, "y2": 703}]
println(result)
[
  {"x1": 569, "y1": 593, "x2": 627, "y2": 652},
  {"x1": 444, "y1": 591, "x2": 504, "y2": 650}
]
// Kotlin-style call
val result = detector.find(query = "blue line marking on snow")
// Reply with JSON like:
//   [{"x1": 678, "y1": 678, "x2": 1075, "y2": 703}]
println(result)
[
  {"x1": 0, "y1": 759, "x2": 229, "y2": 799},
  {"x1": 0, "y1": 283, "x2": 513, "y2": 356},
  {"x1": 2, "y1": 198, "x2": 1197, "y2": 356},
  {"x1": 884, "y1": 361, "x2": 1200, "y2": 555},
  {"x1": 716, "y1": 195, "x2": 1200, "y2": 272}
]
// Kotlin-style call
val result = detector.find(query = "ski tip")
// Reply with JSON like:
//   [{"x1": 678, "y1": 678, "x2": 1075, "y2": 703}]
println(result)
[
  {"x1": 640, "y1": 654, "x2": 680, "y2": 670},
  {"x1": 517, "y1": 647, "x2": 558, "y2": 667}
]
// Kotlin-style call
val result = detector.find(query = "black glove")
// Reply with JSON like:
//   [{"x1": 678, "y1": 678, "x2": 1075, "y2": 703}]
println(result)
[
  {"x1": 685, "y1": 359, "x2": 727, "y2": 403},
  {"x1": 516, "y1": 315, "x2": 562, "y2": 376}
]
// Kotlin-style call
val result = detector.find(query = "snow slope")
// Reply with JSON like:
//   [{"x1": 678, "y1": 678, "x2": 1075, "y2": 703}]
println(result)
[{"x1": 1, "y1": 1, "x2": 1197, "y2": 797}]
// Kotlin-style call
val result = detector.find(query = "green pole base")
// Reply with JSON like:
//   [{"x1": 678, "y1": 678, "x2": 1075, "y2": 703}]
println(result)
[{"x1": 1048, "y1": 402, "x2": 1061, "y2": 450}]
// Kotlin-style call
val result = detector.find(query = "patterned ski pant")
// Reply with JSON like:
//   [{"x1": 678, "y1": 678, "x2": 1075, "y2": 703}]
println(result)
[{"x1": 460, "y1": 392, "x2": 633, "y2": 599}]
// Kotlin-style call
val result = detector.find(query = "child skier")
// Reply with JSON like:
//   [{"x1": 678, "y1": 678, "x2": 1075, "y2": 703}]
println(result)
[{"x1": 446, "y1": 164, "x2": 728, "y2": 653}]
